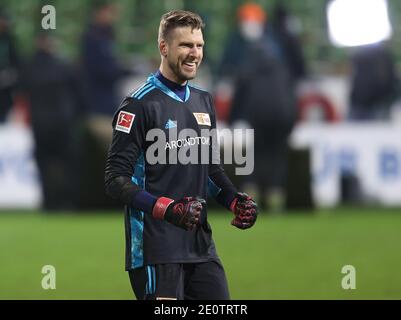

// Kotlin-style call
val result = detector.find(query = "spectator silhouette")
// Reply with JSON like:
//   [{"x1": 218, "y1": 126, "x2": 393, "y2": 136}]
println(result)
[
  {"x1": 229, "y1": 3, "x2": 298, "y2": 211},
  {"x1": 218, "y1": 3, "x2": 266, "y2": 80},
  {"x1": 270, "y1": 3, "x2": 306, "y2": 84},
  {"x1": 349, "y1": 43, "x2": 399, "y2": 120},
  {"x1": 22, "y1": 33, "x2": 82, "y2": 210},
  {"x1": 0, "y1": 10, "x2": 19, "y2": 123},
  {"x1": 81, "y1": 1, "x2": 130, "y2": 148}
]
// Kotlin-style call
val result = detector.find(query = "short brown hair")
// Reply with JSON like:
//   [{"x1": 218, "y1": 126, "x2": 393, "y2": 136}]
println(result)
[{"x1": 158, "y1": 10, "x2": 205, "y2": 43}]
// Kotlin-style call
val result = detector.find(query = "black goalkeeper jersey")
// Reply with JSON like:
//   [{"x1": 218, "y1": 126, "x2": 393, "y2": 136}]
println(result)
[{"x1": 105, "y1": 74, "x2": 234, "y2": 270}]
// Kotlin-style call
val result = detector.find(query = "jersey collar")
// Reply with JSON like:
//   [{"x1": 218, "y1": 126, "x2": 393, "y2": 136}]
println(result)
[{"x1": 147, "y1": 74, "x2": 190, "y2": 103}]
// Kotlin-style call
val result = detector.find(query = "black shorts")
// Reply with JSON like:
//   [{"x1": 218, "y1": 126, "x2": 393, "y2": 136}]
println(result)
[{"x1": 128, "y1": 260, "x2": 230, "y2": 300}]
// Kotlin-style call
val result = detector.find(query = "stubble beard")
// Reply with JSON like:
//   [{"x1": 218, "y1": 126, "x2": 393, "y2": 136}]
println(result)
[{"x1": 168, "y1": 58, "x2": 197, "y2": 83}]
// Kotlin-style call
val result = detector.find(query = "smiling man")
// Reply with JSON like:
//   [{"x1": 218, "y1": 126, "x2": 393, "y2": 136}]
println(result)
[
  {"x1": 158, "y1": 19, "x2": 204, "y2": 84},
  {"x1": 105, "y1": 10, "x2": 258, "y2": 300}
]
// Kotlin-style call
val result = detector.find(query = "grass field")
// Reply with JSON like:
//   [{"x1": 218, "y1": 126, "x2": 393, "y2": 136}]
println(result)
[{"x1": 1, "y1": 208, "x2": 401, "y2": 300}]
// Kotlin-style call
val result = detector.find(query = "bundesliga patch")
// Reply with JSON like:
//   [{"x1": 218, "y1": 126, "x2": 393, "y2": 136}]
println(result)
[
  {"x1": 193, "y1": 113, "x2": 211, "y2": 126},
  {"x1": 116, "y1": 111, "x2": 135, "y2": 133}
]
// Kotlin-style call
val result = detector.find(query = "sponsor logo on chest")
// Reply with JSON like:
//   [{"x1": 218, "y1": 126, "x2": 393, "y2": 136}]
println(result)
[{"x1": 193, "y1": 113, "x2": 211, "y2": 126}]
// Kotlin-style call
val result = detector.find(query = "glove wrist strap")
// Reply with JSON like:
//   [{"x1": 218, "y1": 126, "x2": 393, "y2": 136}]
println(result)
[
  {"x1": 230, "y1": 197, "x2": 238, "y2": 213},
  {"x1": 152, "y1": 197, "x2": 174, "y2": 220}
]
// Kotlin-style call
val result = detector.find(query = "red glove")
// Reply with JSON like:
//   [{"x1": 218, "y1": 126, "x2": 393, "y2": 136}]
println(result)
[
  {"x1": 152, "y1": 196, "x2": 205, "y2": 231},
  {"x1": 230, "y1": 192, "x2": 258, "y2": 230}
]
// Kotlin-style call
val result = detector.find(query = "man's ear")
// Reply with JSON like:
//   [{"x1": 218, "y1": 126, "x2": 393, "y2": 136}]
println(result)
[{"x1": 159, "y1": 40, "x2": 168, "y2": 57}]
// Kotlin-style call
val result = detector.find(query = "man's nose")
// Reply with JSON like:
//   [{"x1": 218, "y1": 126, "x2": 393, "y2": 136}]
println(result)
[{"x1": 189, "y1": 46, "x2": 201, "y2": 58}]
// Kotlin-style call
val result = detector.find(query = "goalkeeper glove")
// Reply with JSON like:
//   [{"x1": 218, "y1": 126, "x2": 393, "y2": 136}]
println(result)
[
  {"x1": 152, "y1": 196, "x2": 205, "y2": 230},
  {"x1": 230, "y1": 192, "x2": 258, "y2": 230}
]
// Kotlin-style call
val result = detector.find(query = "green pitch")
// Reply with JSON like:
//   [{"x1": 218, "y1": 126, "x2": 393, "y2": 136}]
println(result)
[{"x1": 0, "y1": 208, "x2": 401, "y2": 300}]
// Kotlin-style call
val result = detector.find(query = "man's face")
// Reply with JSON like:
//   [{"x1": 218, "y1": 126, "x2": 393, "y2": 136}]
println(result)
[{"x1": 161, "y1": 27, "x2": 204, "y2": 84}]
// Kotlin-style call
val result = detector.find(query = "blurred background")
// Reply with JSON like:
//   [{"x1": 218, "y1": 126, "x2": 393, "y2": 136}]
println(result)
[{"x1": 1, "y1": 0, "x2": 401, "y2": 299}]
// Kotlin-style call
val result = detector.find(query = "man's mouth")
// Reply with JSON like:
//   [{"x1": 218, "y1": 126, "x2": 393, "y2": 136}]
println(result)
[{"x1": 182, "y1": 61, "x2": 197, "y2": 70}]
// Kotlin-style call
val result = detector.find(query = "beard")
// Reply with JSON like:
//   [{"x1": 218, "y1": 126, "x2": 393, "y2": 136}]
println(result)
[{"x1": 168, "y1": 58, "x2": 197, "y2": 83}]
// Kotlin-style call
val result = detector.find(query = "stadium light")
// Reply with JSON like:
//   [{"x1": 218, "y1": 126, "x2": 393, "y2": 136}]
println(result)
[{"x1": 327, "y1": 0, "x2": 392, "y2": 47}]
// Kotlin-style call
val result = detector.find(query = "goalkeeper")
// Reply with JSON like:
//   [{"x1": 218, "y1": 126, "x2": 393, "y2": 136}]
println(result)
[{"x1": 105, "y1": 10, "x2": 257, "y2": 300}]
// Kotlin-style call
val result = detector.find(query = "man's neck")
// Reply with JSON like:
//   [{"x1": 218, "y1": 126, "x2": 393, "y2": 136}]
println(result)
[
  {"x1": 159, "y1": 64, "x2": 187, "y2": 86},
  {"x1": 155, "y1": 70, "x2": 187, "y2": 101}
]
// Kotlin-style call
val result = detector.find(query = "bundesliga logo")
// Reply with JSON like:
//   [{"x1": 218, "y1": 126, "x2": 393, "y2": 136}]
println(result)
[{"x1": 116, "y1": 111, "x2": 135, "y2": 133}]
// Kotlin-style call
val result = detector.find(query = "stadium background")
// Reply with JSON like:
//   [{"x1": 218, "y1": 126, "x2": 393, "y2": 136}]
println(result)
[{"x1": 1, "y1": 0, "x2": 401, "y2": 299}]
